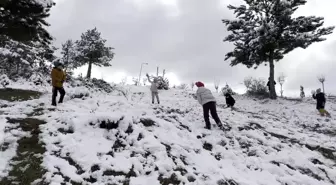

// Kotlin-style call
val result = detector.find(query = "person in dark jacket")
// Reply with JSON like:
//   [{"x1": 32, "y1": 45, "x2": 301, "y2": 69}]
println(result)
[
  {"x1": 195, "y1": 81, "x2": 223, "y2": 130},
  {"x1": 312, "y1": 88, "x2": 330, "y2": 117},
  {"x1": 224, "y1": 93, "x2": 235, "y2": 109},
  {"x1": 266, "y1": 77, "x2": 276, "y2": 91},
  {"x1": 51, "y1": 61, "x2": 66, "y2": 106}
]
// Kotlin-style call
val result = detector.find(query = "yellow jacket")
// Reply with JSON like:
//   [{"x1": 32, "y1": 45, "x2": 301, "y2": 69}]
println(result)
[{"x1": 51, "y1": 68, "x2": 66, "y2": 88}]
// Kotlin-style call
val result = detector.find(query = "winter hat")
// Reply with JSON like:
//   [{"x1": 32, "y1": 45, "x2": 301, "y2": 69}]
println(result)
[
  {"x1": 316, "y1": 88, "x2": 321, "y2": 93},
  {"x1": 195, "y1": 81, "x2": 204, "y2": 87}
]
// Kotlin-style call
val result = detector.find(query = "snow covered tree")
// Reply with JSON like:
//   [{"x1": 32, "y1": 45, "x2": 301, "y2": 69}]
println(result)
[
  {"x1": 317, "y1": 75, "x2": 325, "y2": 93},
  {"x1": 0, "y1": 0, "x2": 55, "y2": 80},
  {"x1": 120, "y1": 76, "x2": 127, "y2": 85},
  {"x1": 243, "y1": 76, "x2": 253, "y2": 92},
  {"x1": 143, "y1": 77, "x2": 147, "y2": 86},
  {"x1": 75, "y1": 28, "x2": 114, "y2": 78},
  {"x1": 0, "y1": 0, "x2": 54, "y2": 45},
  {"x1": 222, "y1": 0, "x2": 334, "y2": 99},
  {"x1": 178, "y1": 83, "x2": 188, "y2": 90},
  {"x1": 61, "y1": 39, "x2": 77, "y2": 71},
  {"x1": 277, "y1": 73, "x2": 286, "y2": 97}
]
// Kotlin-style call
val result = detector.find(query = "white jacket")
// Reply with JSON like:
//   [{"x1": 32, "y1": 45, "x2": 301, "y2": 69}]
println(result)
[{"x1": 196, "y1": 87, "x2": 216, "y2": 105}]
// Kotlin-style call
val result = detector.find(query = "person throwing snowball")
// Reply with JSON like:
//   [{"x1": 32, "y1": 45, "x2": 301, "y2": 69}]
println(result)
[
  {"x1": 146, "y1": 73, "x2": 160, "y2": 104},
  {"x1": 195, "y1": 81, "x2": 224, "y2": 130}
]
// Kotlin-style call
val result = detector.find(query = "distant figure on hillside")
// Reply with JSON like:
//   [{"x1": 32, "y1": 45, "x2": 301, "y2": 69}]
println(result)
[
  {"x1": 224, "y1": 93, "x2": 235, "y2": 109},
  {"x1": 312, "y1": 88, "x2": 330, "y2": 117},
  {"x1": 146, "y1": 74, "x2": 160, "y2": 104},
  {"x1": 51, "y1": 61, "x2": 66, "y2": 106},
  {"x1": 267, "y1": 77, "x2": 276, "y2": 91},
  {"x1": 195, "y1": 81, "x2": 223, "y2": 130}
]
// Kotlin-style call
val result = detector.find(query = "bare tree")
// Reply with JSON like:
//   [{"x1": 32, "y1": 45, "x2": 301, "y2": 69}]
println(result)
[
  {"x1": 120, "y1": 76, "x2": 127, "y2": 85},
  {"x1": 191, "y1": 82, "x2": 195, "y2": 90},
  {"x1": 178, "y1": 83, "x2": 188, "y2": 90},
  {"x1": 132, "y1": 77, "x2": 139, "y2": 86},
  {"x1": 243, "y1": 76, "x2": 253, "y2": 91},
  {"x1": 317, "y1": 75, "x2": 326, "y2": 93},
  {"x1": 143, "y1": 77, "x2": 148, "y2": 86},
  {"x1": 214, "y1": 78, "x2": 220, "y2": 93},
  {"x1": 277, "y1": 73, "x2": 286, "y2": 97}
]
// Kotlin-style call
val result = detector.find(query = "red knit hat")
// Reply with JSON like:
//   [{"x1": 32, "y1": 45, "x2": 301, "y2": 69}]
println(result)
[{"x1": 195, "y1": 81, "x2": 204, "y2": 87}]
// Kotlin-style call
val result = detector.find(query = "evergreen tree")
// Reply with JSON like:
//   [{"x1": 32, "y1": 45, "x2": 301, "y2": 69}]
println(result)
[
  {"x1": 61, "y1": 39, "x2": 77, "y2": 71},
  {"x1": 75, "y1": 28, "x2": 114, "y2": 78},
  {"x1": 0, "y1": 0, "x2": 55, "y2": 80},
  {"x1": 0, "y1": 0, "x2": 55, "y2": 45},
  {"x1": 222, "y1": 0, "x2": 334, "y2": 99}
]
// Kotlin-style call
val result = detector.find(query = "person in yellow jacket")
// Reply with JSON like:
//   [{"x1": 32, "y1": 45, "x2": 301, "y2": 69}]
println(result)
[{"x1": 51, "y1": 61, "x2": 66, "y2": 106}]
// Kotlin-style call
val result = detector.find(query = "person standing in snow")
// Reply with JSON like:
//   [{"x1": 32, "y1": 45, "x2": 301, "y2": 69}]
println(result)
[
  {"x1": 312, "y1": 88, "x2": 330, "y2": 117},
  {"x1": 267, "y1": 77, "x2": 276, "y2": 91},
  {"x1": 195, "y1": 81, "x2": 223, "y2": 130},
  {"x1": 146, "y1": 73, "x2": 160, "y2": 104},
  {"x1": 224, "y1": 93, "x2": 235, "y2": 109},
  {"x1": 51, "y1": 61, "x2": 66, "y2": 106}
]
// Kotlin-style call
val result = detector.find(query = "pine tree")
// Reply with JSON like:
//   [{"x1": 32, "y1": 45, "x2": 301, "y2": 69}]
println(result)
[
  {"x1": 222, "y1": 0, "x2": 334, "y2": 99},
  {"x1": 0, "y1": 0, "x2": 54, "y2": 45},
  {"x1": 0, "y1": 0, "x2": 55, "y2": 80},
  {"x1": 61, "y1": 39, "x2": 77, "y2": 71},
  {"x1": 75, "y1": 28, "x2": 114, "y2": 78}
]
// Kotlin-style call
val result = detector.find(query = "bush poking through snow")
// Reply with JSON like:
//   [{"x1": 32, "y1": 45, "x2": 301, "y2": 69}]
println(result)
[
  {"x1": 140, "y1": 118, "x2": 156, "y2": 127},
  {"x1": 0, "y1": 74, "x2": 10, "y2": 88},
  {"x1": 115, "y1": 86, "x2": 131, "y2": 100},
  {"x1": 95, "y1": 117, "x2": 124, "y2": 130}
]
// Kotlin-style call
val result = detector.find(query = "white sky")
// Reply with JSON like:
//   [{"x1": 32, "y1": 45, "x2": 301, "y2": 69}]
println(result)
[{"x1": 48, "y1": 0, "x2": 336, "y2": 96}]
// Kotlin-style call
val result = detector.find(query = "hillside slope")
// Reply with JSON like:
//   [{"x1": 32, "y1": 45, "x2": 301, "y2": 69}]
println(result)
[{"x1": 0, "y1": 85, "x2": 336, "y2": 185}]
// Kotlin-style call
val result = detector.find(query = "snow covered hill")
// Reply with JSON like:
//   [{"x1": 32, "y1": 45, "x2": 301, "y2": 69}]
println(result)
[{"x1": 0, "y1": 84, "x2": 336, "y2": 185}]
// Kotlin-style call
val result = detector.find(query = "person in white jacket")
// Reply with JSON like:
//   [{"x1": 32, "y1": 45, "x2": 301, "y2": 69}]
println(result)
[
  {"x1": 147, "y1": 74, "x2": 160, "y2": 104},
  {"x1": 195, "y1": 81, "x2": 223, "y2": 130}
]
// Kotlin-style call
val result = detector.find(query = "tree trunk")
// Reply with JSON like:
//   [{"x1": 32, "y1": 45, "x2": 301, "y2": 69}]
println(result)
[
  {"x1": 322, "y1": 82, "x2": 325, "y2": 93},
  {"x1": 280, "y1": 84, "x2": 283, "y2": 97},
  {"x1": 86, "y1": 61, "x2": 92, "y2": 78},
  {"x1": 269, "y1": 53, "x2": 277, "y2": 99}
]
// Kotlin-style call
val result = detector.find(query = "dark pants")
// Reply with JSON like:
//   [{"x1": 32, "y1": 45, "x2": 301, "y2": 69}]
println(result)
[
  {"x1": 52, "y1": 87, "x2": 65, "y2": 106},
  {"x1": 203, "y1": 101, "x2": 222, "y2": 129}
]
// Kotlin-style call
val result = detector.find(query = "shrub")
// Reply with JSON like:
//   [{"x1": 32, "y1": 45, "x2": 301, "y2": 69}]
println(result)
[
  {"x1": 245, "y1": 78, "x2": 269, "y2": 98},
  {"x1": 151, "y1": 76, "x2": 169, "y2": 90},
  {"x1": 0, "y1": 74, "x2": 11, "y2": 88}
]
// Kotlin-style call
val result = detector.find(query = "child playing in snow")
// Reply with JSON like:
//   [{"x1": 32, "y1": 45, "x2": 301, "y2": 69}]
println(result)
[
  {"x1": 312, "y1": 88, "x2": 328, "y2": 116},
  {"x1": 224, "y1": 93, "x2": 235, "y2": 109},
  {"x1": 195, "y1": 81, "x2": 223, "y2": 130},
  {"x1": 312, "y1": 88, "x2": 330, "y2": 117},
  {"x1": 146, "y1": 74, "x2": 160, "y2": 104}
]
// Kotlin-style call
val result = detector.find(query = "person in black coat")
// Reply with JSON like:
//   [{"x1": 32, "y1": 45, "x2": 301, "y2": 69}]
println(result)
[
  {"x1": 267, "y1": 77, "x2": 276, "y2": 91},
  {"x1": 312, "y1": 88, "x2": 330, "y2": 117},
  {"x1": 224, "y1": 93, "x2": 235, "y2": 109}
]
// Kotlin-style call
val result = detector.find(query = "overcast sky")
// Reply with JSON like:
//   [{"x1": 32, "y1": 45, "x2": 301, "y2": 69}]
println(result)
[{"x1": 47, "y1": 0, "x2": 336, "y2": 96}]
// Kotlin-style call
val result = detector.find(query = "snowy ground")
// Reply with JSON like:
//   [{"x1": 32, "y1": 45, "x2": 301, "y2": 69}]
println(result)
[{"x1": 0, "y1": 83, "x2": 336, "y2": 185}]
